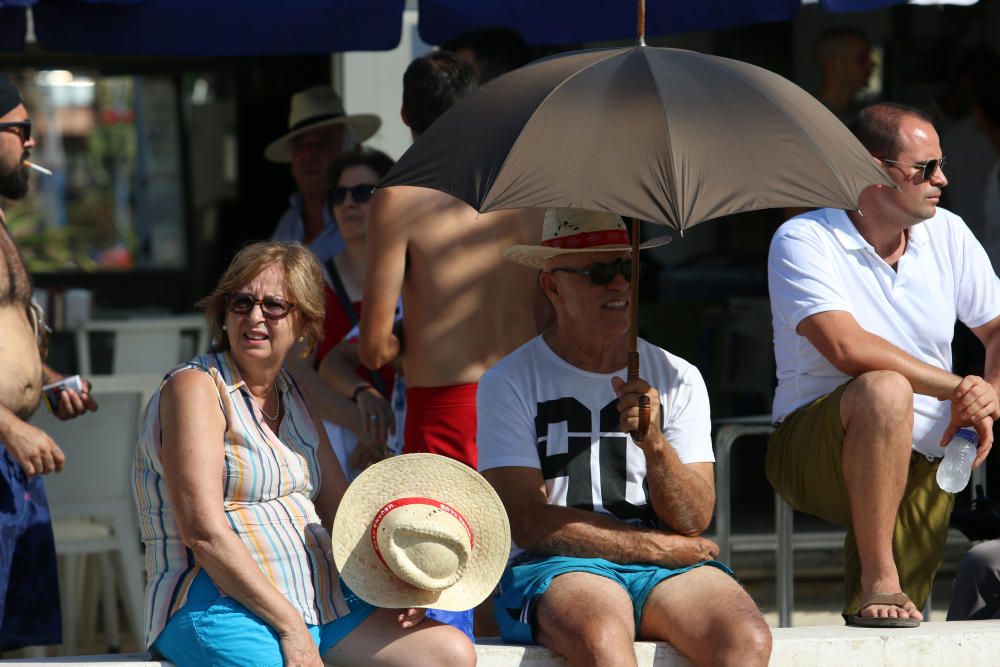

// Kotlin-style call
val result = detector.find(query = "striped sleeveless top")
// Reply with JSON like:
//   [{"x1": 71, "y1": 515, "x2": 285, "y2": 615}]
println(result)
[{"x1": 132, "y1": 352, "x2": 348, "y2": 647}]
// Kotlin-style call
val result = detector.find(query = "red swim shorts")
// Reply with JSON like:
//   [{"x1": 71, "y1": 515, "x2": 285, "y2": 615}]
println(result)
[{"x1": 404, "y1": 384, "x2": 478, "y2": 468}]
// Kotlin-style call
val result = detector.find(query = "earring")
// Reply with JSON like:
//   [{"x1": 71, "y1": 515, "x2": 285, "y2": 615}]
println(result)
[
  {"x1": 222, "y1": 324, "x2": 227, "y2": 331},
  {"x1": 298, "y1": 336, "x2": 305, "y2": 343}
]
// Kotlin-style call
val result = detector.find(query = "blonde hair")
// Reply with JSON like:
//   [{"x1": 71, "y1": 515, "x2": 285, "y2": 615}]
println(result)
[{"x1": 198, "y1": 241, "x2": 325, "y2": 355}]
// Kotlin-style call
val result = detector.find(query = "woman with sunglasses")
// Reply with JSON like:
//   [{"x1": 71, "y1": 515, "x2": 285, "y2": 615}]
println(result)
[
  {"x1": 133, "y1": 241, "x2": 474, "y2": 667},
  {"x1": 310, "y1": 149, "x2": 404, "y2": 478}
]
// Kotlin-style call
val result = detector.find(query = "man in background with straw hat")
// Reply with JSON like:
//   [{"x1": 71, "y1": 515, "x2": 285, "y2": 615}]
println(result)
[
  {"x1": 266, "y1": 85, "x2": 380, "y2": 256},
  {"x1": 0, "y1": 73, "x2": 97, "y2": 651},
  {"x1": 477, "y1": 208, "x2": 772, "y2": 667}
]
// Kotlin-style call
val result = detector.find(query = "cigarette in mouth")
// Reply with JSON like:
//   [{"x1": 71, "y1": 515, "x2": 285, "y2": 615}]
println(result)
[{"x1": 23, "y1": 160, "x2": 53, "y2": 176}]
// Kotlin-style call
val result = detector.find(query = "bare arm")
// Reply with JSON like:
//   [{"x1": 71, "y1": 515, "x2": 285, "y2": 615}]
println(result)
[
  {"x1": 798, "y1": 310, "x2": 965, "y2": 398},
  {"x1": 483, "y1": 466, "x2": 717, "y2": 568},
  {"x1": 0, "y1": 403, "x2": 64, "y2": 475},
  {"x1": 612, "y1": 376, "x2": 715, "y2": 534},
  {"x1": 318, "y1": 341, "x2": 394, "y2": 449},
  {"x1": 801, "y1": 309, "x2": 1000, "y2": 455},
  {"x1": 284, "y1": 345, "x2": 359, "y2": 426},
  {"x1": 359, "y1": 188, "x2": 407, "y2": 370},
  {"x1": 160, "y1": 370, "x2": 320, "y2": 665}
]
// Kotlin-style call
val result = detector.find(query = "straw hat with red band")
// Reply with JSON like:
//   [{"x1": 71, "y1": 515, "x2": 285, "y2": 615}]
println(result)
[
  {"x1": 503, "y1": 207, "x2": 671, "y2": 270},
  {"x1": 332, "y1": 453, "x2": 510, "y2": 611}
]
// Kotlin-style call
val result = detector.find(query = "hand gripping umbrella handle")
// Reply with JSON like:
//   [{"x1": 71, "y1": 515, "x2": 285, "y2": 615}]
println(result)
[
  {"x1": 626, "y1": 217, "x2": 650, "y2": 443},
  {"x1": 628, "y1": 351, "x2": 651, "y2": 443}
]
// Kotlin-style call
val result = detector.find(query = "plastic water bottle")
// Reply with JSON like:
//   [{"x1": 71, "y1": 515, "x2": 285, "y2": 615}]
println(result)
[{"x1": 936, "y1": 427, "x2": 980, "y2": 493}]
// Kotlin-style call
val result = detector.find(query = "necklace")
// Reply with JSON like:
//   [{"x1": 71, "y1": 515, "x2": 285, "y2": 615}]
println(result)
[{"x1": 256, "y1": 383, "x2": 280, "y2": 421}]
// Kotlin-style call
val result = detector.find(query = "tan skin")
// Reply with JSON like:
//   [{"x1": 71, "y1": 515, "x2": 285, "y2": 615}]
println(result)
[
  {"x1": 0, "y1": 103, "x2": 96, "y2": 477},
  {"x1": 359, "y1": 183, "x2": 545, "y2": 386},
  {"x1": 161, "y1": 264, "x2": 474, "y2": 667},
  {"x1": 484, "y1": 251, "x2": 772, "y2": 667},
  {"x1": 797, "y1": 115, "x2": 1000, "y2": 622},
  {"x1": 289, "y1": 125, "x2": 344, "y2": 244}
]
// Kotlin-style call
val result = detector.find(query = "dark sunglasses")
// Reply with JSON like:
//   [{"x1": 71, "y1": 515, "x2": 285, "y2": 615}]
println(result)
[
  {"x1": 551, "y1": 258, "x2": 645, "y2": 286},
  {"x1": 0, "y1": 120, "x2": 30, "y2": 143},
  {"x1": 224, "y1": 292, "x2": 295, "y2": 320},
  {"x1": 331, "y1": 184, "x2": 376, "y2": 205},
  {"x1": 881, "y1": 157, "x2": 945, "y2": 182}
]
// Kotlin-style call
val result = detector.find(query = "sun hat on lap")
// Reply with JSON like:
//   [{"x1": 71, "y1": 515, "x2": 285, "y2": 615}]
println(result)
[{"x1": 332, "y1": 453, "x2": 510, "y2": 611}]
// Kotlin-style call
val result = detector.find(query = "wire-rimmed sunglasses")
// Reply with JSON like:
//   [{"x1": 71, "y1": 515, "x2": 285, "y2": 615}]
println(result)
[
  {"x1": 224, "y1": 292, "x2": 295, "y2": 320},
  {"x1": 331, "y1": 184, "x2": 376, "y2": 205},
  {"x1": 880, "y1": 156, "x2": 946, "y2": 182},
  {"x1": 0, "y1": 120, "x2": 31, "y2": 143},
  {"x1": 550, "y1": 258, "x2": 645, "y2": 285}
]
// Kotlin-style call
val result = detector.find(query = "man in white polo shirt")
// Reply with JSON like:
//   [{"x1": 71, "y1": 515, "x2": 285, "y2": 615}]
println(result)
[{"x1": 767, "y1": 102, "x2": 1000, "y2": 628}]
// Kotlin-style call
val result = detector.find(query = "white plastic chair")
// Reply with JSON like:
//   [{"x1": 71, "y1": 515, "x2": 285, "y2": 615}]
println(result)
[
  {"x1": 30, "y1": 386, "x2": 147, "y2": 654},
  {"x1": 75, "y1": 315, "x2": 209, "y2": 376}
]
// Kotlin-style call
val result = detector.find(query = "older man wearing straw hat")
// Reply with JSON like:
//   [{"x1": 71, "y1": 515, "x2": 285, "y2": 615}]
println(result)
[
  {"x1": 266, "y1": 85, "x2": 380, "y2": 258},
  {"x1": 477, "y1": 208, "x2": 772, "y2": 667}
]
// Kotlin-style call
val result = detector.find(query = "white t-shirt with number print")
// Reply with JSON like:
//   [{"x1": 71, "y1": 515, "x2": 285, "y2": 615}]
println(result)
[{"x1": 477, "y1": 335, "x2": 714, "y2": 565}]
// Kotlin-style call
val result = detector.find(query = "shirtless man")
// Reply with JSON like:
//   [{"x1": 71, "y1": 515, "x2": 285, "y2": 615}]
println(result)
[
  {"x1": 0, "y1": 75, "x2": 96, "y2": 650},
  {"x1": 360, "y1": 51, "x2": 543, "y2": 469}
]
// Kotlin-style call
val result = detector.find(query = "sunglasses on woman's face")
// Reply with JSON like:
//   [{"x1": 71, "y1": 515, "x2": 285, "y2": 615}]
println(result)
[
  {"x1": 224, "y1": 292, "x2": 295, "y2": 320},
  {"x1": 551, "y1": 258, "x2": 645, "y2": 286},
  {"x1": 331, "y1": 184, "x2": 376, "y2": 205}
]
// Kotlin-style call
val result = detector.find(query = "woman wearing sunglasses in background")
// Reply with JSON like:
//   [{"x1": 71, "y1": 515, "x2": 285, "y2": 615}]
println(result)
[
  {"x1": 310, "y1": 148, "x2": 406, "y2": 478},
  {"x1": 132, "y1": 241, "x2": 475, "y2": 667}
]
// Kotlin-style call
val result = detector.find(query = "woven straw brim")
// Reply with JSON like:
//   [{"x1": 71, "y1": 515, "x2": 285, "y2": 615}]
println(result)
[
  {"x1": 504, "y1": 233, "x2": 672, "y2": 270},
  {"x1": 332, "y1": 454, "x2": 511, "y2": 611},
  {"x1": 264, "y1": 114, "x2": 381, "y2": 163}
]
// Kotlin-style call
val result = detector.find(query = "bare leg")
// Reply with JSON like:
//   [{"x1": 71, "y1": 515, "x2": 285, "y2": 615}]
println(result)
[
  {"x1": 534, "y1": 572, "x2": 638, "y2": 667},
  {"x1": 639, "y1": 567, "x2": 771, "y2": 667},
  {"x1": 324, "y1": 609, "x2": 476, "y2": 667},
  {"x1": 840, "y1": 370, "x2": 920, "y2": 621}
]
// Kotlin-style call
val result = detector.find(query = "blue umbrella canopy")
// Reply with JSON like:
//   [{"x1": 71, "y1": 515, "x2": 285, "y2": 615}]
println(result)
[
  {"x1": 0, "y1": 0, "x2": 406, "y2": 55},
  {"x1": 0, "y1": 0, "x2": 973, "y2": 56},
  {"x1": 417, "y1": 0, "x2": 957, "y2": 46}
]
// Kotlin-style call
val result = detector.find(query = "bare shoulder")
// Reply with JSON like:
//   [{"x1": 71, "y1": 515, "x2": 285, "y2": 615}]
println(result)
[
  {"x1": 160, "y1": 368, "x2": 219, "y2": 416},
  {"x1": 376, "y1": 185, "x2": 470, "y2": 227}
]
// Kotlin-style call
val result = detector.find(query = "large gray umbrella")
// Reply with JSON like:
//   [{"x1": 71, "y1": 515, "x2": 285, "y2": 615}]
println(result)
[
  {"x1": 381, "y1": 18, "x2": 892, "y2": 439},
  {"x1": 381, "y1": 45, "x2": 892, "y2": 231}
]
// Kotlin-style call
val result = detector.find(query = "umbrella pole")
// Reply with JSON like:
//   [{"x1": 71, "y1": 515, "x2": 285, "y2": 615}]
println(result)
[
  {"x1": 627, "y1": 217, "x2": 651, "y2": 443},
  {"x1": 636, "y1": 0, "x2": 646, "y2": 46}
]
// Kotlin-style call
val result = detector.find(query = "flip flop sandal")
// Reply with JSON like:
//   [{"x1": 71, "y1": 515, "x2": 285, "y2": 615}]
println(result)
[{"x1": 845, "y1": 592, "x2": 920, "y2": 628}]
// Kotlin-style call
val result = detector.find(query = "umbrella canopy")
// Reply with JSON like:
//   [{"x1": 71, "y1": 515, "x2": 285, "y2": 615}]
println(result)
[
  {"x1": 0, "y1": 0, "x2": 977, "y2": 56},
  {"x1": 418, "y1": 0, "x2": 977, "y2": 46},
  {"x1": 380, "y1": 41, "x2": 895, "y2": 441},
  {"x1": 381, "y1": 45, "x2": 894, "y2": 232},
  {"x1": 0, "y1": 0, "x2": 406, "y2": 56}
]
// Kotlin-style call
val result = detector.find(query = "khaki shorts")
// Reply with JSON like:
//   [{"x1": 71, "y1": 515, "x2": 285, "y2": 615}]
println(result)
[{"x1": 765, "y1": 382, "x2": 954, "y2": 614}]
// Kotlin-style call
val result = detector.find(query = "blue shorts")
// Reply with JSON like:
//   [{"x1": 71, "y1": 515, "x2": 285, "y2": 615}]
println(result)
[
  {"x1": 0, "y1": 444, "x2": 61, "y2": 649},
  {"x1": 426, "y1": 608, "x2": 473, "y2": 641},
  {"x1": 153, "y1": 571, "x2": 376, "y2": 667},
  {"x1": 494, "y1": 555, "x2": 732, "y2": 644}
]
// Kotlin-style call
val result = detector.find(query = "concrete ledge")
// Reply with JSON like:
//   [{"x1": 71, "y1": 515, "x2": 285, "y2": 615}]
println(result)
[{"x1": 6, "y1": 621, "x2": 1000, "y2": 666}]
